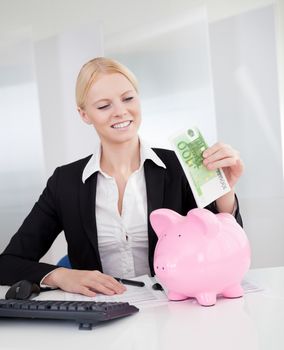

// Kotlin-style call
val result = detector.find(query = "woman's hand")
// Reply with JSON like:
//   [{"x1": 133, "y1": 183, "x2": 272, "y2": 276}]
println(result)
[
  {"x1": 42, "y1": 268, "x2": 126, "y2": 297},
  {"x1": 202, "y1": 142, "x2": 244, "y2": 189},
  {"x1": 202, "y1": 142, "x2": 244, "y2": 213}
]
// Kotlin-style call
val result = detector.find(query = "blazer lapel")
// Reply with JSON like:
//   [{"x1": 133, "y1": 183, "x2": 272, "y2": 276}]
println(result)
[
  {"x1": 79, "y1": 172, "x2": 102, "y2": 269},
  {"x1": 144, "y1": 160, "x2": 165, "y2": 275}
]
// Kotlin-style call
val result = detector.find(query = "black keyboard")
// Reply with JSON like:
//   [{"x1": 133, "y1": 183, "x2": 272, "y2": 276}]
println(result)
[{"x1": 0, "y1": 299, "x2": 139, "y2": 330}]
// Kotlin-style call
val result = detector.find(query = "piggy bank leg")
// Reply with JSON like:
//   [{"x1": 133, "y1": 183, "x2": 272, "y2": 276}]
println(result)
[
  {"x1": 168, "y1": 291, "x2": 188, "y2": 301},
  {"x1": 196, "y1": 293, "x2": 217, "y2": 306},
  {"x1": 222, "y1": 284, "x2": 244, "y2": 299}
]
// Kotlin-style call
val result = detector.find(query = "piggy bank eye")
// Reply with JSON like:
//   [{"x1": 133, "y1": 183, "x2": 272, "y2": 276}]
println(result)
[{"x1": 178, "y1": 234, "x2": 182, "y2": 238}]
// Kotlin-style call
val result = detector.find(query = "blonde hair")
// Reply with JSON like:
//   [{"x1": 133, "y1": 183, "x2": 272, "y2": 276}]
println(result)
[{"x1": 75, "y1": 57, "x2": 139, "y2": 109}]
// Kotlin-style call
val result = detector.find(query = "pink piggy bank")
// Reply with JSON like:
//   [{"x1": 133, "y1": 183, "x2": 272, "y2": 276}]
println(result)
[{"x1": 150, "y1": 208, "x2": 251, "y2": 306}]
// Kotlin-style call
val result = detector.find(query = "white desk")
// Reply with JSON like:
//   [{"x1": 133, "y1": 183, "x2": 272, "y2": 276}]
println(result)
[{"x1": 0, "y1": 267, "x2": 284, "y2": 350}]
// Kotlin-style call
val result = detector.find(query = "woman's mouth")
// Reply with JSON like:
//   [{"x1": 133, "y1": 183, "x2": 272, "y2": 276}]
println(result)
[{"x1": 111, "y1": 120, "x2": 132, "y2": 129}]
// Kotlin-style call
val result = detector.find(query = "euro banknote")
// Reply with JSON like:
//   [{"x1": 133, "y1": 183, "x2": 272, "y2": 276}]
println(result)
[{"x1": 170, "y1": 127, "x2": 230, "y2": 208}]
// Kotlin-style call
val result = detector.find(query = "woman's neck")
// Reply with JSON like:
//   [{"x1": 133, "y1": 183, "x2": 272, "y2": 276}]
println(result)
[{"x1": 100, "y1": 137, "x2": 140, "y2": 177}]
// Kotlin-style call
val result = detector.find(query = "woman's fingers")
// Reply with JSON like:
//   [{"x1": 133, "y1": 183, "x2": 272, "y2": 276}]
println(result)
[
  {"x1": 79, "y1": 286, "x2": 97, "y2": 297},
  {"x1": 44, "y1": 268, "x2": 126, "y2": 297},
  {"x1": 203, "y1": 142, "x2": 231, "y2": 157},
  {"x1": 203, "y1": 143, "x2": 240, "y2": 169},
  {"x1": 204, "y1": 156, "x2": 239, "y2": 170},
  {"x1": 202, "y1": 142, "x2": 244, "y2": 188},
  {"x1": 80, "y1": 272, "x2": 126, "y2": 296},
  {"x1": 203, "y1": 143, "x2": 236, "y2": 163},
  {"x1": 88, "y1": 272, "x2": 126, "y2": 294}
]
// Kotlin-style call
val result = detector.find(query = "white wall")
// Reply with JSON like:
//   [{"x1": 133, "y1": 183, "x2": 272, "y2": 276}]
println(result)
[
  {"x1": 34, "y1": 24, "x2": 104, "y2": 177},
  {"x1": 210, "y1": 5, "x2": 284, "y2": 267},
  {"x1": 106, "y1": 5, "x2": 218, "y2": 148},
  {"x1": 0, "y1": 29, "x2": 45, "y2": 249}
]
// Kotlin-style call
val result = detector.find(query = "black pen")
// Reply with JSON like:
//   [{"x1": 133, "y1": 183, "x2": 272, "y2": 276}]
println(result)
[{"x1": 114, "y1": 277, "x2": 145, "y2": 287}]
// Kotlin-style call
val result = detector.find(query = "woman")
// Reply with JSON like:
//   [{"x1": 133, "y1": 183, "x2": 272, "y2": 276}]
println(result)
[{"x1": 0, "y1": 57, "x2": 244, "y2": 297}]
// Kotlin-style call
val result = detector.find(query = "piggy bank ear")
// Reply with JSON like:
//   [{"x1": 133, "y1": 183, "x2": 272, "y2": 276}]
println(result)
[
  {"x1": 150, "y1": 209, "x2": 182, "y2": 238},
  {"x1": 217, "y1": 212, "x2": 236, "y2": 222},
  {"x1": 188, "y1": 208, "x2": 220, "y2": 237}
]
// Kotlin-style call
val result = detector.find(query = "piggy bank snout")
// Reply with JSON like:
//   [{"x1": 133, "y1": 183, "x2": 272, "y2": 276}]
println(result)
[
  {"x1": 154, "y1": 257, "x2": 167, "y2": 274},
  {"x1": 154, "y1": 254, "x2": 177, "y2": 277},
  {"x1": 154, "y1": 233, "x2": 185, "y2": 276}
]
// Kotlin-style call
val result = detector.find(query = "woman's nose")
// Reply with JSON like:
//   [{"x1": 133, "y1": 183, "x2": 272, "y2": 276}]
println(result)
[{"x1": 112, "y1": 102, "x2": 127, "y2": 117}]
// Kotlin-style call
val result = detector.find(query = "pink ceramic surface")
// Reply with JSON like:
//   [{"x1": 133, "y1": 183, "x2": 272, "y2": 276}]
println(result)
[{"x1": 150, "y1": 208, "x2": 251, "y2": 306}]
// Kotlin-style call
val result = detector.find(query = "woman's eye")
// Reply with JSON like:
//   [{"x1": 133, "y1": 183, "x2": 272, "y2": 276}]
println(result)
[
  {"x1": 124, "y1": 96, "x2": 134, "y2": 102},
  {"x1": 97, "y1": 104, "x2": 110, "y2": 110}
]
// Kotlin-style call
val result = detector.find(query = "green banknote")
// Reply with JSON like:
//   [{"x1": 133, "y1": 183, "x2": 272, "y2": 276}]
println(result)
[{"x1": 170, "y1": 127, "x2": 230, "y2": 208}]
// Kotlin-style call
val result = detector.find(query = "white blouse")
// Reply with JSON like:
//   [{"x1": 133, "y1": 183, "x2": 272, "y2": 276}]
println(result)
[{"x1": 82, "y1": 140, "x2": 166, "y2": 278}]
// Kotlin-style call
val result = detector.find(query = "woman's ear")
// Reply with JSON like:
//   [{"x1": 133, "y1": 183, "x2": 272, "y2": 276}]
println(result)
[{"x1": 78, "y1": 107, "x2": 92, "y2": 125}]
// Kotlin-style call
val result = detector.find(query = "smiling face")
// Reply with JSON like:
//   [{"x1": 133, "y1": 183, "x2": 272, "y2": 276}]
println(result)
[{"x1": 78, "y1": 73, "x2": 141, "y2": 145}]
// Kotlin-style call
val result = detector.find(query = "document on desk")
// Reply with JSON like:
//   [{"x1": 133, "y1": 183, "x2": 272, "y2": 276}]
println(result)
[
  {"x1": 34, "y1": 276, "x2": 263, "y2": 307},
  {"x1": 62, "y1": 275, "x2": 168, "y2": 308},
  {"x1": 242, "y1": 279, "x2": 265, "y2": 293}
]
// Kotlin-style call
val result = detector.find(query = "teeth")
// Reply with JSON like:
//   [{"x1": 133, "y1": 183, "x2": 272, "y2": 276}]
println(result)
[{"x1": 112, "y1": 121, "x2": 131, "y2": 129}]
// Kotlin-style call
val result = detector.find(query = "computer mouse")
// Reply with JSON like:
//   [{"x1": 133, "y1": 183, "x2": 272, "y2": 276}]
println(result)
[{"x1": 5, "y1": 280, "x2": 41, "y2": 300}]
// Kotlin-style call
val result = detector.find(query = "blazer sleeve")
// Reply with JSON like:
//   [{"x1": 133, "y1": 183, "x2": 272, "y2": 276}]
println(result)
[{"x1": 0, "y1": 168, "x2": 63, "y2": 285}]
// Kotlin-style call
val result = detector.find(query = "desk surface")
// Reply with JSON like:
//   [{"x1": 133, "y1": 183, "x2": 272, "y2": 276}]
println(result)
[{"x1": 0, "y1": 267, "x2": 284, "y2": 350}]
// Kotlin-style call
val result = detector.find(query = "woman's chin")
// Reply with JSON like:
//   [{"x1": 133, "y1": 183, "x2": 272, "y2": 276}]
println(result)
[{"x1": 104, "y1": 131, "x2": 139, "y2": 145}]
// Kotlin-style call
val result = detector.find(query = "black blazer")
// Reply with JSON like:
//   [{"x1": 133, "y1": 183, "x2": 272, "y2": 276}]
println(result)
[{"x1": 0, "y1": 148, "x2": 242, "y2": 285}]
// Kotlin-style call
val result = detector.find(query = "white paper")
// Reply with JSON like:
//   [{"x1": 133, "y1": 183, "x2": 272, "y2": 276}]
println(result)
[
  {"x1": 35, "y1": 275, "x2": 168, "y2": 308},
  {"x1": 242, "y1": 279, "x2": 265, "y2": 294},
  {"x1": 34, "y1": 276, "x2": 263, "y2": 308}
]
